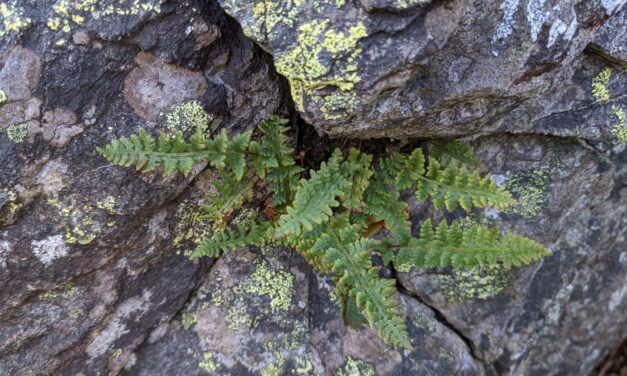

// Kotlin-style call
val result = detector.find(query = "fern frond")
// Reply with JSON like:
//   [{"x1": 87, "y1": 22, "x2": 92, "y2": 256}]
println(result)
[
  {"x1": 275, "y1": 149, "x2": 349, "y2": 237},
  {"x1": 190, "y1": 221, "x2": 268, "y2": 259},
  {"x1": 338, "y1": 148, "x2": 373, "y2": 210},
  {"x1": 395, "y1": 219, "x2": 550, "y2": 271},
  {"x1": 252, "y1": 116, "x2": 304, "y2": 207},
  {"x1": 319, "y1": 217, "x2": 411, "y2": 349},
  {"x1": 429, "y1": 142, "x2": 481, "y2": 169},
  {"x1": 206, "y1": 170, "x2": 254, "y2": 223},
  {"x1": 363, "y1": 160, "x2": 411, "y2": 240},
  {"x1": 414, "y1": 156, "x2": 513, "y2": 211},
  {"x1": 97, "y1": 129, "x2": 208, "y2": 175}
]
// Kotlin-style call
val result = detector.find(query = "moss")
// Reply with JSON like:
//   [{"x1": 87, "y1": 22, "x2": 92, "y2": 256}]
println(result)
[
  {"x1": 335, "y1": 357, "x2": 376, "y2": 376},
  {"x1": 181, "y1": 312, "x2": 197, "y2": 330},
  {"x1": 0, "y1": 2, "x2": 31, "y2": 39},
  {"x1": 591, "y1": 68, "x2": 611, "y2": 103},
  {"x1": 439, "y1": 265, "x2": 509, "y2": 301},
  {"x1": 5, "y1": 123, "x2": 28, "y2": 143},
  {"x1": 611, "y1": 105, "x2": 627, "y2": 144},
  {"x1": 198, "y1": 352, "x2": 220, "y2": 373}
]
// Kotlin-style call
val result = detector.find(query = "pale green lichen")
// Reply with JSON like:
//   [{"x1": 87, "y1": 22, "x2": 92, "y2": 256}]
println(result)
[
  {"x1": 173, "y1": 206, "x2": 212, "y2": 255},
  {"x1": 0, "y1": 2, "x2": 31, "y2": 39},
  {"x1": 112, "y1": 348, "x2": 123, "y2": 358},
  {"x1": 0, "y1": 89, "x2": 7, "y2": 104},
  {"x1": 335, "y1": 357, "x2": 376, "y2": 376},
  {"x1": 38, "y1": 282, "x2": 79, "y2": 301},
  {"x1": 198, "y1": 352, "x2": 220, "y2": 373},
  {"x1": 5, "y1": 123, "x2": 28, "y2": 143},
  {"x1": 164, "y1": 101, "x2": 213, "y2": 135},
  {"x1": 505, "y1": 167, "x2": 553, "y2": 218},
  {"x1": 413, "y1": 314, "x2": 436, "y2": 333},
  {"x1": 439, "y1": 265, "x2": 509, "y2": 301},
  {"x1": 181, "y1": 312, "x2": 197, "y2": 330},
  {"x1": 222, "y1": 0, "x2": 367, "y2": 120},
  {"x1": 293, "y1": 355, "x2": 314, "y2": 375},
  {"x1": 46, "y1": 0, "x2": 161, "y2": 45},
  {"x1": 591, "y1": 68, "x2": 611, "y2": 103},
  {"x1": 275, "y1": 18, "x2": 367, "y2": 113},
  {"x1": 261, "y1": 363, "x2": 282, "y2": 376},
  {"x1": 244, "y1": 261, "x2": 294, "y2": 313},
  {"x1": 96, "y1": 196, "x2": 117, "y2": 214},
  {"x1": 1, "y1": 189, "x2": 21, "y2": 215},
  {"x1": 611, "y1": 105, "x2": 627, "y2": 144},
  {"x1": 47, "y1": 198, "x2": 103, "y2": 245}
]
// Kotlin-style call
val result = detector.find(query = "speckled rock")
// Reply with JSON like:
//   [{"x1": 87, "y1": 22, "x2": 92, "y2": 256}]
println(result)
[
  {"x1": 1, "y1": 0, "x2": 626, "y2": 375},
  {"x1": 0, "y1": 0, "x2": 286, "y2": 374},
  {"x1": 220, "y1": 0, "x2": 626, "y2": 140}
]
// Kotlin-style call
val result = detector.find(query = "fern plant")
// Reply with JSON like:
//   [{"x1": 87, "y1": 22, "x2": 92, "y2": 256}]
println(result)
[{"x1": 98, "y1": 113, "x2": 550, "y2": 350}]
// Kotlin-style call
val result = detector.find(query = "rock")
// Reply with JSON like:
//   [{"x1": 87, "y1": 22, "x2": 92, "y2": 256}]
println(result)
[
  {"x1": 1, "y1": 0, "x2": 625, "y2": 375},
  {"x1": 0, "y1": 0, "x2": 286, "y2": 374},
  {"x1": 220, "y1": 0, "x2": 626, "y2": 140}
]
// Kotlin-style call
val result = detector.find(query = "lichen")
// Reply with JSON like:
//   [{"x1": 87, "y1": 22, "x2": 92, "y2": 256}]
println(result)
[
  {"x1": 592, "y1": 68, "x2": 611, "y2": 103},
  {"x1": 293, "y1": 355, "x2": 314, "y2": 375},
  {"x1": 335, "y1": 357, "x2": 376, "y2": 376},
  {"x1": 112, "y1": 348, "x2": 123, "y2": 358},
  {"x1": 173, "y1": 206, "x2": 212, "y2": 255},
  {"x1": 439, "y1": 265, "x2": 509, "y2": 301},
  {"x1": 222, "y1": 0, "x2": 367, "y2": 120},
  {"x1": 0, "y1": 2, "x2": 31, "y2": 39},
  {"x1": 164, "y1": 101, "x2": 213, "y2": 136},
  {"x1": 181, "y1": 312, "x2": 197, "y2": 330},
  {"x1": 413, "y1": 314, "x2": 436, "y2": 332},
  {"x1": 611, "y1": 105, "x2": 627, "y2": 144},
  {"x1": 274, "y1": 18, "x2": 367, "y2": 114},
  {"x1": 505, "y1": 167, "x2": 553, "y2": 218},
  {"x1": 1, "y1": 188, "x2": 21, "y2": 215},
  {"x1": 0, "y1": 89, "x2": 7, "y2": 104},
  {"x1": 46, "y1": 0, "x2": 161, "y2": 45},
  {"x1": 243, "y1": 261, "x2": 294, "y2": 313},
  {"x1": 198, "y1": 352, "x2": 220, "y2": 373},
  {"x1": 5, "y1": 123, "x2": 28, "y2": 143},
  {"x1": 46, "y1": 197, "x2": 108, "y2": 245}
]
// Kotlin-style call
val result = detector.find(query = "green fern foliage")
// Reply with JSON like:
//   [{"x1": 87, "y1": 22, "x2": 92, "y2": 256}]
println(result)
[
  {"x1": 394, "y1": 219, "x2": 550, "y2": 271},
  {"x1": 190, "y1": 221, "x2": 268, "y2": 259},
  {"x1": 98, "y1": 108, "x2": 550, "y2": 350}
]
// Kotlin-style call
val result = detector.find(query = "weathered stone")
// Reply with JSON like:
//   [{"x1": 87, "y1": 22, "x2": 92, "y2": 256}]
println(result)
[
  {"x1": 1, "y1": 0, "x2": 625, "y2": 375},
  {"x1": 221, "y1": 0, "x2": 626, "y2": 141}
]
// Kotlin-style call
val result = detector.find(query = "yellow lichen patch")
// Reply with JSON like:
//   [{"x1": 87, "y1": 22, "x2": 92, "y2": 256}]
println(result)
[
  {"x1": 335, "y1": 357, "x2": 376, "y2": 376},
  {"x1": 173, "y1": 206, "x2": 213, "y2": 255},
  {"x1": 0, "y1": 89, "x2": 7, "y2": 104},
  {"x1": 438, "y1": 265, "x2": 509, "y2": 301},
  {"x1": 164, "y1": 101, "x2": 213, "y2": 135},
  {"x1": 181, "y1": 312, "x2": 197, "y2": 330},
  {"x1": 1, "y1": 189, "x2": 21, "y2": 215},
  {"x1": 274, "y1": 18, "x2": 367, "y2": 114},
  {"x1": 47, "y1": 197, "x2": 113, "y2": 245},
  {"x1": 0, "y1": 2, "x2": 31, "y2": 39},
  {"x1": 591, "y1": 68, "x2": 611, "y2": 103},
  {"x1": 222, "y1": 0, "x2": 306, "y2": 42},
  {"x1": 611, "y1": 105, "x2": 627, "y2": 144},
  {"x1": 198, "y1": 352, "x2": 220, "y2": 373},
  {"x1": 45, "y1": 0, "x2": 161, "y2": 44}
]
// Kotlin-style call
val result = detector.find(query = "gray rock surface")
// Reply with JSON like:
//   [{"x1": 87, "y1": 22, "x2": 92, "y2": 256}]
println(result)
[{"x1": 0, "y1": 0, "x2": 625, "y2": 375}]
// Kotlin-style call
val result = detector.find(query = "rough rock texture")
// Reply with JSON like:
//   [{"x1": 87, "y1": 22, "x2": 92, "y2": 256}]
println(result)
[
  {"x1": 0, "y1": 0, "x2": 625, "y2": 376},
  {"x1": 220, "y1": 0, "x2": 626, "y2": 140}
]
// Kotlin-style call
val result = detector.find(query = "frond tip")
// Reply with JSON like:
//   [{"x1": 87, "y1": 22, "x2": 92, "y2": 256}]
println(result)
[{"x1": 395, "y1": 219, "x2": 551, "y2": 271}]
